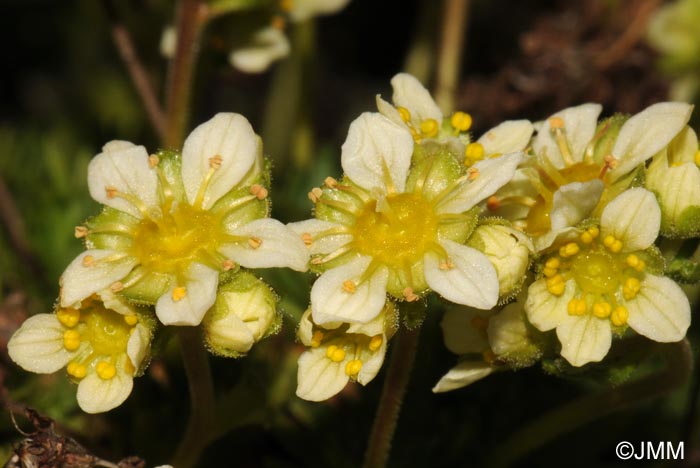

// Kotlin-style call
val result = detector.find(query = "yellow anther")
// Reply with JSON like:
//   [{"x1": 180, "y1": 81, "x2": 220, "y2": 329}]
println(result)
[
  {"x1": 603, "y1": 154, "x2": 618, "y2": 169},
  {"x1": 222, "y1": 259, "x2": 236, "y2": 271},
  {"x1": 559, "y1": 242, "x2": 580, "y2": 258},
  {"x1": 545, "y1": 257, "x2": 560, "y2": 269},
  {"x1": 345, "y1": 359, "x2": 363, "y2": 376},
  {"x1": 611, "y1": 306, "x2": 629, "y2": 327},
  {"x1": 420, "y1": 118, "x2": 439, "y2": 138},
  {"x1": 482, "y1": 350, "x2": 496, "y2": 364},
  {"x1": 580, "y1": 231, "x2": 593, "y2": 244},
  {"x1": 124, "y1": 314, "x2": 138, "y2": 326},
  {"x1": 603, "y1": 235, "x2": 616, "y2": 248},
  {"x1": 105, "y1": 186, "x2": 118, "y2": 198},
  {"x1": 110, "y1": 282, "x2": 124, "y2": 293},
  {"x1": 567, "y1": 298, "x2": 587, "y2": 316},
  {"x1": 467, "y1": 168, "x2": 480, "y2": 180},
  {"x1": 74, "y1": 226, "x2": 88, "y2": 238},
  {"x1": 172, "y1": 286, "x2": 187, "y2": 302},
  {"x1": 308, "y1": 187, "x2": 323, "y2": 203},
  {"x1": 124, "y1": 359, "x2": 135, "y2": 376},
  {"x1": 626, "y1": 254, "x2": 640, "y2": 268},
  {"x1": 634, "y1": 260, "x2": 645, "y2": 272},
  {"x1": 543, "y1": 267, "x2": 558, "y2": 278},
  {"x1": 324, "y1": 176, "x2": 338, "y2": 188},
  {"x1": 546, "y1": 275, "x2": 565, "y2": 296},
  {"x1": 548, "y1": 116, "x2": 565, "y2": 129},
  {"x1": 63, "y1": 330, "x2": 81, "y2": 351},
  {"x1": 249, "y1": 184, "x2": 268, "y2": 200},
  {"x1": 248, "y1": 237, "x2": 263, "y2": 249},
  {"x1": 486, "y1": 195, "x2": 500, "y2": 211},
  {"x1": 622, "y1": 277, "x2": 641, "y2": 300},
  {"x1": 369, "y1": 335, "x2": 383, "y2": 352},
  {"x1": 148, "y1": 154, "x2": 159, "y2": 168},
  {"x1": 450, "y1": 111, "x2": 472, "y2": 132},
  {"x1": 610, "y1": 240, "x2": 623, "y2": 253},
  {"x1": 271, "y1": 15, "x2": 286, "y2": 30},
  {"x1": 209, "y1": 155, "x2": 223, "y2": 169},
  {"x1": 57, "y1": 309, "x2": 80, "y2": 328},
  {"x1": 470, "y1": 316, "x2": 489, "y2": 331},
  {"x1": 301, "y1": 233, "x2": 313, "y2": 246},
  {"x1": 326, "y1": 345, "x2": 346, "y2": 362},
  {"x1": 465, "y1": 142, "x2": 485, "y2": 164},
  {"x1": 311, "y1": 330, "x2": 324, "y2": 348},
  {"x1": 96, "y1": 361, "x2": 117, "y2": 380},
  {"x1": 489, "y1": 152, "x2": 502, "y2": 159},
  {"x1": 439, "y1": 259, "x2": 455, "y2": 271},
  {"x1": 342, "y1": 280, "x2": 356, "y2": 293},
  {"x1": 695, "y1": 150, "x2": 700, "y2": 167},
  {"x1": 82, "y1": 255, "x2": 95, "y2": 267},
  {"x1": 397, "y1": 106, "x2": 411, "y2": 123},
  {"x1": 67, "y1": 362, "x2": 87, "y2": 379},
  {"x1": 403, "y1": 287, "x2": 419, "y2": 302},
  {"x1": 592, "y1": 302, "x2": 612, "y2": 319},
  {"x1": 409, "y1": 127, "x2": 422, "y2": 142},
  {"x1": 587, "y1": 226, "x2": 599, "y2": 238}
]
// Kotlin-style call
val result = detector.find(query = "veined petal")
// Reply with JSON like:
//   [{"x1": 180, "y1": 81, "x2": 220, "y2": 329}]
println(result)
[
  {"x1": 60, "y1": 250, "x2": 137, "y2": 308},
  {"x1": 155, "y1": 263, "x2": 218, "y2": 326},
  {"x1": 76, "y1": 371, "x2": 133, "y2": 414},
  {"x1": 424, "y1": 240, "x2": 499, "y2": 309},
  {"x1": 610, "y1": 102, "x2": 693, "y2": 179},
  {"x1": 357, "y1": 336, "x2": 387, "y2": 385},
  {"x1": 432, "y1": 361, "x2": 493, "y2": 393},
  {"x1": 436, "y1": 152, "x2": 522, "y2": 214},
  {"x1": 127, "y1": 323, "x2": 151, "y2": 370},
  {"x1": 600, "y1": 188, "x2": 660, "y2": 251},
  {"x1": 222, "y1": 218, "x2": 309, "y2": 271},
  {"x1": 88, "y1": 141, "x2": 157, "y2": 218},
  {"x1": 440, "y1": 308, "x2": 489, "y2": 355},
  {"x1": 8, "y1": 314, "x2": 73, "y2": 374},
  {"x1": 478, "y1": 120, "x2": 534, "y2": 154},
  {"x1": 525, "y1": 278, "x2": 575, "y2": 331},
  {"x1": 557, "y1": 314, "x2": 612, "y2": 367},
  {"x1": 550, "y1": 180, "x2": 604, "y2": 231},
  {"x1": 311, "y1": 255, "x2": 388, "y2": 325},
  {"x1": 228, "y1": 26, "x2": 291, "y2": 73},
  {"x1": 288, "y1": 219, "x2": 351, "y2": 256},
  {"x1": 296, "y1": 347, "x2": 349, "y2": 401},
  {"x1": 533, "y1": 104, "x2": 602, "y2": 168},
  {"x1": 390, "y1": 73, "x2": 442, "y2": 123},
  {"x1": 341, "y1": 112, "x2": 414, "y2": 193},
  {"x1": 626, "y1": 275, "x2": 690, "y2": 342},
  {"x1": 182, "y1": 113, "x2": 260, "y2": 209}
]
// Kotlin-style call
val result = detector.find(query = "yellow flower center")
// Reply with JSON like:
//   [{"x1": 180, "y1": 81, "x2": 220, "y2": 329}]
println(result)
[{"x1": 351, "y1": 193, "x2": 438, "y2": 269}]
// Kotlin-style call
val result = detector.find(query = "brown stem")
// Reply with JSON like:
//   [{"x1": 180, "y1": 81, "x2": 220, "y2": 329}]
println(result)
[
  {"x1": 171, "y1": 327, "x2": 216, "y2": 468},
  {"x1": 164, "y1": 0, "x2": 209, "y2": 148},
  {"x1": 102, "y1": 0, "x2": 167, "y2": 140},
  {"x1": 434, "y1": 0, "x2": 470, "y2": 113},
  {"x1": 363, "y1": 326, "x2": 421, "y2": 468}
]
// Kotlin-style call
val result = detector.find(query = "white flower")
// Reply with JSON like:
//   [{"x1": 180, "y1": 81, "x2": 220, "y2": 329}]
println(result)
[
  {"x1": 291, "y1": 112, "x2": 522, "y2": 325},
  {"x1": 296, "y1": 303, "x2": 394, "y2": 401},
  {"x1": 62, "y1": 113, "x2": 308, "y2": 326},
  {"x1": 525, "y1": 188, "x2": 691, "y2": 366},
  {"x1": 229, "y1": 27, "x2": 291, "y2": 74},
  {"x1": 8, "y1": 293, "x2": 152, "y2": 413}
]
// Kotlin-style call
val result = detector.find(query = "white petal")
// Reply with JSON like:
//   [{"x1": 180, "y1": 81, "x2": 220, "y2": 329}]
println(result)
[
  {"x1": 8, "y1": 314, "x2": 73, "y2": 374},
  {"x1": 221, "y1": 218, "x2": 309, "y2": 271},
  {"x1": 525, "y1": 278, "x2": 576, "y2": 331},
  {"x1": 390, "y1": 73, "x2": 442, "y2": 123},
  {"x1": 436, "y1": 152, "x2": 522, "y2": 214},
  {"x1": 610, "y1": 102, "x2": 693, "y2": 179},
  {"x1": 206, "y1": 312, "x2": 254, "y2": 354},
  {"x1": 127, "y1": 323, "x2": 151, "y2": 370},
  {"x1": 533, "y1": 104, "x2": 602, "y2": 168},
  {"x1": 440, "y1": 308, "x2": 489, "y2": 355},
  {"x1": 550, "y1": 180, "x2": 604, "y2": 231},
  {"x1": 655, "y1": 163, "x2": 700, "y2": 221},
  {"x1": 341, "y1": 112, "x2": 414, "y2": 193},
  {"x1": 155, "y1": 263, "x2": 218, "y2": 326},
  {"x1": 626, "y1": 275, "x2": 690, "y2": 342},
  {"x1": 228, "y1": 27, "x2": 291, "y2": 73},
  {"x1": 288, "y1": 219, "x2": 351, "y2": 256},
  {"x1": 87, "y1": 141, "x2": 158, "y2": 218},
  {"x1": 375, "y1": 95, "x2": 404, "y2": 126},
  {"x1": 357, "y1": 337, "x2": 387, "y2": 385},
  {"x1": 289, "y1": 0, "x2": 350, "y2": 22},
  {"x1": 424, "y1": 240, "x2": 499, "y2": 309},
  {"x1": 487, "y1": 302, "x2": 530, "y2": 356},
  {"x1": 181, "y1": 113, "x2": 260, "y2": 209},
  {"x1": 76, "y1": 371, "x2": 133, "y2": 414},
  {"x1": 60, "y1": 250, "x2": 137, "y2": 308},
  {"x1": 296, "y1": 347, "x2": 349, "y2": 401},
  {"x1": 600, "y1": 188, "x2": 660, "y2": 251},
  {"x1": 557, "y1": 314, "x2": 612, "y2": 367},
  {"x1": 311, "y1": 255, "x2": 388, "y2": 325},
  {"x1": 478, "y1": 120, "x2": 534, "y2": 155},
  {"x1": 432, "y1": 361, "x2": 493, "y2": 393}
]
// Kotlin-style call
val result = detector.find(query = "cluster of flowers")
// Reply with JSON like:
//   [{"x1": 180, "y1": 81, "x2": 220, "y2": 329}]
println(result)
[{"x1": 8, "y1": 73, "x2": 696, "y2": 412}]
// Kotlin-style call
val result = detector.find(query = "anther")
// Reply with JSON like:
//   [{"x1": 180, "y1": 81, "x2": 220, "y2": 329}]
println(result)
[
  {"x1": 587, "y1": 226, "x2": 600, "y2": 238},
  {"x1": 222, "y1": 259, "x2": 236, "y2": 271},
  {"x1": 610, "y1": 240, "x2": 623, "y2": 253},
  {"x1": 695, "y1": 150, "x2": 700, "y2": 167},
  {"x1": 124, "y1": 314, "x2": 138, "y2": 326},
  {"x1": 57, "y1": 309, "x2": 80, "y2": 328},
  {"x1": 74, "y1": 226, "x2": 88, "y2": 238},
  {"x1": 487, "y1": 196, "x2": 500, "y2": 211},
  {"x1": 397, "y1": 106, "x2": 411, "y2": 123},
  {"x1": 248, "y1": 237, "x2": 263, "y2": 249},
  {"x1": 67, "y1": 362, "x2": 87, "y2": 379},
  {"x1": 545, "y1": 257, "x2": 560, "y2": 269},
  {"x1": 249, "y1": 184, "x2": 268, "y2": 200},
  {"x1": 465, "y1": 142, "x2": 485, "y2": 165},
  {"x1": 368, "y1": 335, "x2": 383, "y2": 352},
  {"x1": 567, "y1": 298, "x2": 587, "y2": 316},
  {"x1": 172, "y1": 286, "x2": 187, "y2": 302},
  {"x1": 599, "y1": 155, "x2": 618, "y2": 178},
  {"x1": 611, "y1": 306, "x2": 629, "y2": 326},
  {"x1": 420, "y1": 119, "x2": 439, "y2": 138},
  {"x1": 345, "y1": 359, "x2": 363, "y2": 376},
  {"x1": 403, "y1": 287, "x2": 419, "y2": 302},
  {"x1": 110, "y1": 281, "x2": 124, "y2": 293},
  {"x1": 580, "y1": 231, "x2": 593, "y2": 244},
  {"x1": 626, "y1": 254, "x2": 640, "y2": 268},
  {"x1": 105, "y1": 186, "x2": 118, "y2": 198},
  {"x1": 451, "y1": 111, "x2": 472, "y2": 132},
  {"x1": 324, "y1": 176, "x2": 338, "y2": 188},
  {"x1": 559, "y1": 242, "x2": 580, "y2": 258},
  {"x1": 439, "y1": 259, "x2": 455, "y2": 270},
  {"x1": 546, "y1": 275, "x2": 565, "y2": 296},
  {"x1": 209, "y1": 155, "x2": 223, "y2": 169},
  {"x1": 96, "y1": 361, "x2": 117, "y2": 380},
  {"x1": 342, "y1": 280, "x2": 356, "y2": 293},
  {"x1": 311, "y1": 330, "x2": 324, "y2": 348},
  {"x1": 148, "y1": 154, "x2": 160, "y2": 168},
  {"x1": 622, "y1": 277, "x2": 641, "y2": 300},
  {"x1": 326, "y1": 345, "x2": 345, "y2": 362},
  {"x1": 548, "y1": 117, "x2": 564, "y2": 129},
  {"x1": 63, "y1": 330, "x2": 81, "y2": 351},
  {"x1": 467, "y1": 168, "x2": 480, "y2": 180},
  {"x1": 82, "y1": 255, "x2": 95, "y2": 267},
  {"x1": 308, "y1": 187, "x2": 323, "y2": 203},
  {"x1": 301, "y1": 232, "x2": 313, "y2": 246},
  {"x1": 592, "y1": 302, "x2": 612, "y2": 318},
  {"x1": 603, "y1": 235, "x2": 616, "y2": 248}
]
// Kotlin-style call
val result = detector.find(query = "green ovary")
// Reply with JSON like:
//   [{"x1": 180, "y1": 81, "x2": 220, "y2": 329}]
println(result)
[
  {"x1": 82, "y1": 304, "x2": 133, "y2": 356},
  {"x1": 351, "y1": 193, "x2": 438, "y2": 269},
  {"x1": 571, "y1": 251, "x2": 620, "y2": 294}
]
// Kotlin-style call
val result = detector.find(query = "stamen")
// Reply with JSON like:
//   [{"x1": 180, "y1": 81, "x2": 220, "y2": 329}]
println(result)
[
  {"x1": 148, "y1": 154, "x2": 160, "y2": 168},
  {"x1": 368, "y1": 335, "x2": 383, "y2": 352},
  {"x1": 397, "y1": 106, "x2": 411, "y2": 123},
  {"x1": 439, "y1": 259, "x2": 455, "y2": 271},
  {"x1": 599, "y1": 155, "x2": 618, "y2": 180},
  {"x1": 74, "y1": 226, "x2": 88, "y2": 238},
  {"x1": 402, "y1": 287, "x2": 419, "y2": 302},
  {"x1": 324, "y1": 177, "x2": 338, "y2": 188},
  {"x1": 105, "y1": 186, "x2": 118, "y2": 199},
  {"x1": 467, "y1": 168, "x2": 480, "y2": 180},
  {"x1": 592, "y1": 302, "x2": 612, "y2": 318},
  {"x1": 222, "y1": 259, "x2": 236, "y2": 271},
  {"x1": 611, "y1": 306, "x2": 629, "y2": 326},
  {"x1": 567, "y1": 298, "x2": 587, "y2": 316},
  {"x1": 451, "y1": 111, "x2": 472, "y2": 132},
  {"x1": 248, "y1": 237, "x2": 263, "y2": 249},
  {"x1": 695, "y1": 150, "x2": 700, "y2": 167},
  {"x1": 82, "y1": 255, "x2": 95, "y2": 267},
  {"x1": 622, "y1": 277, "x2": 641, "y2": 300},
  {"x1": 311, "y1": 330, "x2": 324, "y2": 348},
  {"x1": 342, "y1": 280, "x2": 356, "y2": 293},
  {"x1": 487, "y1": 196, "x2": 500, "y2": 211},
  {"x1": 67, "y1": 362, "x2": 87, "y2": 379},
  {"x1": 546, "y1": 274, "x2": 565, "y2": 296},
  {"x1": 420, "y1": 119, "x2": 439, "y2": 138},
  {"x1": 63, "y1": 330, "x2": 81, "y2": 351},
  {"x1": 345, "y1": 359, "x2": 363, "y2": 376},
  {"x1": 124, "y1": 314, "x2": 138, "y2": 326},
  {"x1": 301, "y1": 233, "x2": 313, "y2": 246},
  {"x1": 57, "y1": 309, "x2": 80, "y2": 328},
  {"x1": 310, "y1": 244, "x2": 353, "y2": 265},
  {"x1": 209, "y1": 155, "x2": 223, "y2": 169},
  {"x1": 464, "y1": 142, "x2": 485, "y2": 166},
  {"x1": 110, "y1": 282, "x2": 124, "y2": 293},
  {"x1": 548, "y1": 117, "x2": 575, "y2": 166},
  {"x1": 326, "y1": 345, "x2": 346, "y2": 362},
  {"x1": 96, "y1": 361, "x2": 117, "y2": 380},
  {"x1": 559, "y1": 242, "x2": 580, "y2": 258},
  {"x1": 249, "y1": 184, "x2": 268, "y2": 200},
  {"x1": 172, "y1": 286, "x2": 187, "y2": 302},
  {"x1": 308, "y1": 187, "x2": 323, "y2": 203}
]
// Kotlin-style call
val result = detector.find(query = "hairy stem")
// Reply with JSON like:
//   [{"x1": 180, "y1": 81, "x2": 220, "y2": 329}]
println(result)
[
  {"x1": 363, "y1": 326, "x2": 421, "y2": 468},
  {"x1": 434, "y1": 0, "x2": 470, "y2": 113}
]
